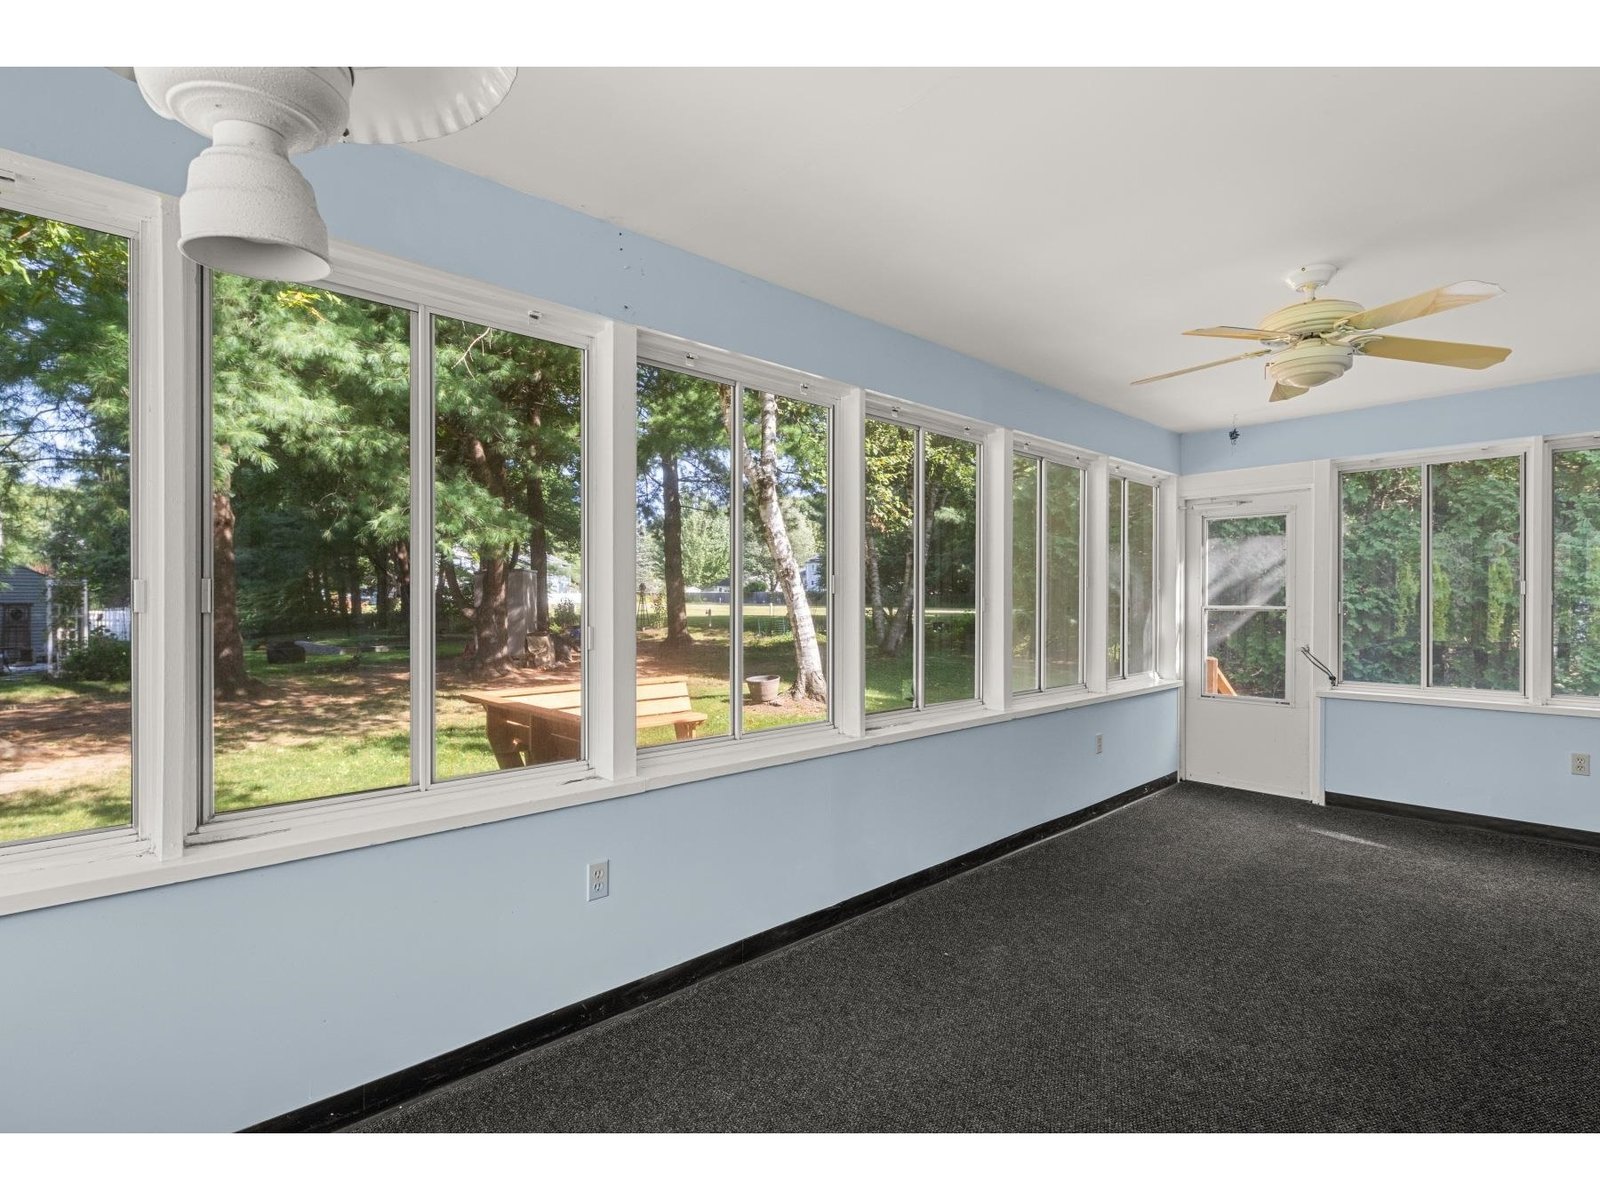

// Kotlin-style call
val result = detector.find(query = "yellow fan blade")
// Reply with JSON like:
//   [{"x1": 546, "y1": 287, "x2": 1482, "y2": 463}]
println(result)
[
  {"x1": 1346, "y1": 280, "x2": 1503, "y2": 331},
  {"x1": 1132, "y1": 348, "x2": 1271, "y2": 386},
  {"x1": 1268, "y1": 381, "x2": 1308, "y2": 403},
  {"x1": 1356, "y1": 336, "x2": 1512, "y2": 369},
  {"x1": 1184, "y1": 326, "x2": 1296, "y2": 342}
]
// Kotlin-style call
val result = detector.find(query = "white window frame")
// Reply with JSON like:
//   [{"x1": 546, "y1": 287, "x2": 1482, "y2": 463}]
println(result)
[
  {"x1": 1106, "y1": 460, "x2": 1164, "y2": 689},
  {"x1": 0, "y1": 151, "x2": 1180, "y2": 917},
  {"x1": 863, "y1": 393, "x2": 992, "y2": 730},
  {"x1": 1541, "y1": 433, "x2": 1600, "y2": 712},
  {"x1": 1008, "y1": 434, "x2": 1093, "y2": 700},
  {"x1": 1334, "y1": 439, "x2": 1532, "y2": 704},
  {"x1": 632, "y1": 329, "x2": 844, "y2": 756}
]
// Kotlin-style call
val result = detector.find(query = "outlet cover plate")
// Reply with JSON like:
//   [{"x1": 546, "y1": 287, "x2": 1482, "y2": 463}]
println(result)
[
  {"x1": 588, "y1": 859, "x2": 609, "y2": 900},
  {"x1": 1574, "y1": 753, "x2": 1592, "y2": 778}
]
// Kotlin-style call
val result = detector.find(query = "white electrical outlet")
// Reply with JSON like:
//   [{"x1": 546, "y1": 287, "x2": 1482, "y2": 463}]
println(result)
[
  {"x1": 1573, "y1": 753, "x2": 1592, "y2": 778},
  {"x1": 588, "y1": 859, "x2": 609, "y2": 901},
  {"x1": 1095, "y1": 733, "x2": 1103, "y2": 755}
]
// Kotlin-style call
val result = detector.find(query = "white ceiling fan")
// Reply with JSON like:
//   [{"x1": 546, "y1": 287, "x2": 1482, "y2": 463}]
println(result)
[
  {"x1": 118, "y1": 67, "x2": 517, "y2": 282},
  {"x1": 1132, "y1": 264, "x2": 1512, "y2": 403}
]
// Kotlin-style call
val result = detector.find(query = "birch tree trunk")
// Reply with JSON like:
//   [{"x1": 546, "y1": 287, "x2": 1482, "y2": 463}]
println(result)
[
  {"x1": 726, "y1": 391, "x2": 827, "y2": 701},
  {"x1": 661, "y1": 454, "x2": 693, "y2": 647}
]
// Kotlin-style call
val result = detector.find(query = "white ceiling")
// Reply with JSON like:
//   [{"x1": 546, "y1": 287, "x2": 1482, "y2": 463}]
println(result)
[{"x1": 411, "y1": 68, "x2": 1600, "y2": 433}]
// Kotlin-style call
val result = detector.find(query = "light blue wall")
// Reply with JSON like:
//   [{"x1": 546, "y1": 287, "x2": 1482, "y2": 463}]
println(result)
[
  {"x1": 0, "y1": 694, "x2": 1177, "y2": 1132},
  {"x1": 1182, "y1": 365, "x2": 1600, "y2": 829},
  {"x1": 1324, "y1": 700, "x2": 1600, "y2": 833},
  {"x1": 0, "y1": 68, "x2": 1178, "y2": 471},
  {"x1": 1181, "y1": 373, "x2": 1600, "y2": 475},
  {"x1": 0, "y1": 69, "x2": 1181, "y2": 1131}
]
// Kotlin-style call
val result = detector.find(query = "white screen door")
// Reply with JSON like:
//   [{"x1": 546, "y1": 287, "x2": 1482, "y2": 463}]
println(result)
[{"x1": 1183, "y1": 491, "x2": 1313, "y2": 799}]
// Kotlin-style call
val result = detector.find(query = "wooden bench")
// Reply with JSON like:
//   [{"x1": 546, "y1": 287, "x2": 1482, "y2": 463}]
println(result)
[{"x1": 458, "y1": 675, "x2": 709, "y2": 768}]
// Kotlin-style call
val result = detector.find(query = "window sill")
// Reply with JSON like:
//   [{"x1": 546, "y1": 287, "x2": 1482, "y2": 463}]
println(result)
[
  {"x1": 0, "y1": 679, "x2": 1181, "y2": 918},
  {"x1": 1318, "y1": 686, "x2": 1600, "y2": 719}
]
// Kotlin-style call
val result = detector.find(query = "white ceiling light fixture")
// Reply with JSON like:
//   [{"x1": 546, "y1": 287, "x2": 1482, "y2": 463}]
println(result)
[{"x1": 124, "y1": 67, "x2": 516, "y2": 282}]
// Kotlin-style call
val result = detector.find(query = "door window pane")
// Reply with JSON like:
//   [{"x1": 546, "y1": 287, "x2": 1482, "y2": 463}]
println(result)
[
  {"x1": 0, "y1": 208, "x2": 133, "y2": 844},
  {"x1": 433, "y1": 318, "x2": 583, "y2": 779},
  {"x1": 865, "y1": 419, "x2": 916, "y2": 715},
  {"x1": 923, "y1": 433, "x2": 979, "y2": 706},
  {"x1": 1205, "y1": 609, "x2": 1287, "y2": 699},
  {"x1": 740, "y1": 389, "x2": 829, "y2": 734},
  {"x1": 1042, "y1": 461, "x2": 1082, "y2": 689},
  {"x1": 1126, "y1": 480, "x2": 1156, "y2": 675},
  {"x1": 1340, "y1": 467, "x2": 1422, "y2": 685},
  {"x1": 1553, "y1": 448, "x2": 1600, "y2": 697},
  {"x1": 1107, "y1": 477, "x2": 1124, "y2": 677},
  {"x1": 209, "y1": 274, "x2": 412, "y2": 811},
  {"x1": 1011, "y1": 455, "x2": 1039, "y2": 693},
  {"x1": 1430, "y1": 456, "x2": 1521, "y2": 691},
  {"x1": 635, "y1": 364, "x2": 733, "y2": 746},
  {"x1": 1207, "y1": 516, "x2": 1286, "y2": 607}
]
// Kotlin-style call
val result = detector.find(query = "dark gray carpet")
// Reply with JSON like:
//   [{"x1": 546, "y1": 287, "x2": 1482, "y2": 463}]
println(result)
[{"x1": 355, "y1": 784, "x2": 1600, "y2": 1132}]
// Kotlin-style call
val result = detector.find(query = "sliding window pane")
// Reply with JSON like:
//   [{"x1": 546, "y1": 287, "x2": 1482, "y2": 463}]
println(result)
[
  {"x1": 0, "y1": 208, "x2": 132, "y2": 844},
  {"x1": 1043, "y1": 461, "x2": 1082, "y2": 689},
  {"x1": 923, "y1": 433, "x2": 979, "y2": 706},
  {"x1": 1430, "y1": 456, "x2": 1521, "y2": 691},
  {"x1": 1553, "y1": 448, "x2": 1600, "y2": 697},
  {"x1": 1011, "y1": 455, "x2": 1039, "y2": 692},
  {"x1": 1126, "y1": 480, "x2": 1156, "y2": 676},
  {"x1": 1340, "y1": 467, "x2": 1422, "y2": 685},
  {"x1": 210, "y1": 274, "x2": 412, "y2": 811},
  {"x1": 865, "y1": 419, "x2": 916, "y2": 714},
  {"x1": 740, "y1": 389, "x2": 829, "y2": 733},
  {"x1": 1107, "y1": 477, "x2": 1124, "y2": 677},
  {"x1": 636, "y1": 364, "x2": 733, "y2": 746},
  {"x1": 433, "y1": 319, "x2": 583, "y2": 778}
]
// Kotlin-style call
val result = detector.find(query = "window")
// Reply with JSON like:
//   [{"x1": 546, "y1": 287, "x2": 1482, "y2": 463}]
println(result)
[
  {"x1": 864, "y1": 415, "x2": 980, "y2": 716},
  {"x1": 1551, "y1": 446, "x2": 1600, "y2": 698},
  {"x1": 207, "y1": 273, "x2": 413, "y2": 813},
  {"x1": 1340, "y1": 455, "x2": 1523, "y2": 692},
  {"x1": 1012, "y1": 453, "x2": 1084, "y2": 694},
  {"x1": 1202, "y1": 514, "x2": 1289, "y2": 700},
  {"x1": 1108, "y1": 474, "x2": 1156, "y2": 680},
  {"x1": 0, "y1": 206, "x2": 133, "y2": 845},
  {"x1": 635, "y1": 361, "x2": 830, "y2": 747},
  {"x1": 433, "y1": 317, "x2": 584, "y2": 779}
]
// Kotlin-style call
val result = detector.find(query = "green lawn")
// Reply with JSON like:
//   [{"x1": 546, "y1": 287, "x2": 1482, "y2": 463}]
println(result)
[{"x1": 2, "y1": 606, "x2": 977, "y2": 841}]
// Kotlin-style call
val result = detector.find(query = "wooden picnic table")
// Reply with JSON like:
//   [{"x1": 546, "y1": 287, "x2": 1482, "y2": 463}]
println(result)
[{"x1": 458, "y1": 675, "x2": 709, "y2": 768}]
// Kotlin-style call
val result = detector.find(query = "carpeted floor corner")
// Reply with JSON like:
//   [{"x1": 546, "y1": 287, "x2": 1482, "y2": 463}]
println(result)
[{"x1": 354, "y1": 783, "x2": 1600, "y2": 1133}]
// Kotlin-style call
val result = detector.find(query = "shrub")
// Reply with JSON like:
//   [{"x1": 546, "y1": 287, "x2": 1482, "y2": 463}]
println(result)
[{"x1": 61, "y1": 630, "x2": 132, "y2": 682}]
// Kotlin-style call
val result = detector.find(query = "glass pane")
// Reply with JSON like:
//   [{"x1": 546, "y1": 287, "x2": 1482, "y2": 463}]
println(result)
[
  {"x1": 741, "y1": 389, "x2": 828, "y2": 734},
  {"x1": 923, "y1": 433, "x2": 979, "y2": 706},
  {"x1": 1107, "y1": 477, "x2": 1124, "y2": 678},
  {"x1": 635, "y1": 364, "x2": 733, "y2": 746},
  {"x1": 1042, "y1": 461, "x2": 1082, "y2": 689},
  {"x1": 1205, "y1": 609, "x2": 1286, "y2": 699},
  {"x1": 1340, "y1": 467, "x2": 1422, "y2": 686},
  {"x1": 865, "y1": 420, "x2": 916, "y2": 714},
  {"x1": 0, "y1": 208, "x2": 133, "y2": 844},
  {"x1": 1206, "y1": 515, "x2": 1286, "y2": 607},
  {"x1": 1553, "y1": 448, "x2": 1600, "y2": 697},
  {"x1": 1430, "y1": 457, "x2": 1521, "y2": 691},
  {"x1": 1126, "y1": 480, "x2": 1156, "y2": 676},
  {"x1": 210, "y1": 275, "x2": 412, "y2": 812},
  {"x1": 1011, "y1": 455, "x2": 1039, "y2": 693},
  {"x1": 433, "y1": 319, "x2": 583, "y2": 779}
]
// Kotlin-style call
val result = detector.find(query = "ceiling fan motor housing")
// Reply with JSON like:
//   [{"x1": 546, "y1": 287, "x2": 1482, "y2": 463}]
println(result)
[{"x1": 1267, "y1": 341, "x2": 1354, "y2": 390}]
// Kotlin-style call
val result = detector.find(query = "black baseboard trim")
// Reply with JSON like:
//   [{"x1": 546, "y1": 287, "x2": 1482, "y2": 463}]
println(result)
[
  {"x1": 245, "y1": 771, "x2": 1177, "y2": 1133},
  {"x1": 1325, "y1": 791, "x2": 1600, "y2": 853}
]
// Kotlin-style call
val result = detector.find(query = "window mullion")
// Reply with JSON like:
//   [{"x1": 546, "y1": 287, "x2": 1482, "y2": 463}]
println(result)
[
  {"x1": 730, "y1": 384, "x2": 745, "y2": 738},
  {"x1": 833, "y1": 388, "x2": 866, "y2": 738},
  {"x1": 913, "y1": 427, "x2": 926, "y2": 711},
  {"x1": 587, "y1": 321, "x2": 637, "y2": 781},
  {"x1": 411, "y1": 308, "x2": 435, "y2": 788},
  {"x1": 1422, "y1": 463, "x2": 1434, "y2": 688}
]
